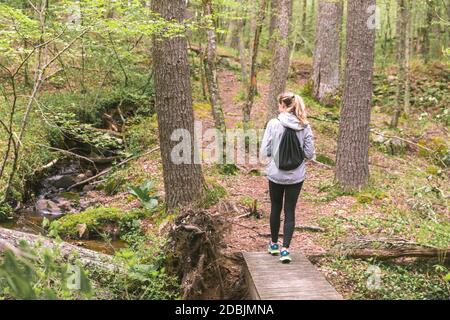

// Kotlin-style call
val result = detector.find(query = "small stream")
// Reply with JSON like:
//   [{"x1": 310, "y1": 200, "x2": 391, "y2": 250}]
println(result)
[
  {"x1": 0, "y1": 158, "x2": 127, "y2": 255},
  {"x1": 0, "y1": 103, "x2": 143, "y2": 255}
]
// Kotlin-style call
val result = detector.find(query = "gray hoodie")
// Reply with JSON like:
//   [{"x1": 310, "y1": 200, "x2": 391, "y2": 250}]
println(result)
[{"x1": 260, "y1": 112, "x2": 316, "y2": 185}]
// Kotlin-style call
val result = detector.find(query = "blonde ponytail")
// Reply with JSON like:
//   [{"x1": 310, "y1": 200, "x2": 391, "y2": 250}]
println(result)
[{"x1": 278, "y1": 92, "x2": 309, "y2": 126}]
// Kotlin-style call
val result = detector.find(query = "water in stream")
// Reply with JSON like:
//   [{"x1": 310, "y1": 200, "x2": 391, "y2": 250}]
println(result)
[{"x1": 0, "y1": 158, "x2": 127, "y2": 255}]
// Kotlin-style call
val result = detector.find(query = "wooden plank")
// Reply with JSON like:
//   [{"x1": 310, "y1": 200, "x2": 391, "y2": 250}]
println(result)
[
  {"x1": 243, "y1": 252, "x2": 343, "y2": 300},
  {"x1": 244, "y1": 262, "x2": 260, "y2": 300}
]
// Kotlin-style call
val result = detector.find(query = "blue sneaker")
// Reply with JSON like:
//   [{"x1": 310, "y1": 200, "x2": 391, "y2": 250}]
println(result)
[
  {"x1": 267, "y1": 242, "x2": 280, "y2": 255},
  {"x1": 280, "y1": 249, "x2": 292, "y2": 263}
]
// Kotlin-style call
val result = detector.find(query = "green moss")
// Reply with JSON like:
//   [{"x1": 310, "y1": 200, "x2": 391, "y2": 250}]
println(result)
[
  {"x1": 49, "y1": 206, "x2": 149, "y2": 239},
  {"x1": 203, "y1": 178, "x2": 227, "y2": 208},
  {"x1": 219, "y1": 164, "x2": 240, "y2": 176},
  {"x1": 316, "y1": 182, "x2": 356, "y2": 202},
  {"x1": 193, "y1": 102, "x2": 212, "y2": 119},
  {"x1": 418, "y1": 136, "x2": 450, "y2": 167},
  {"x1": 425, "y1": 165, "x2": 441, "y2": 176},
  {"x1": 355, "y1": 187, "x2": 387, "y2": 204},
  {"x1": 239, "y1": 195, "x2": 256, "y2": 209},
  {"x1": 316, "y1": 154, "x2": 336, "y2": 166},
  {"x1": 0, "y1": 203, "x2": 13, "y2": 222},
  {"x1": 233, "y1": 89, "x2": 247, "y2": 104},
  {"x1": 356, "y1": 193, "x2": 374, "y2": 204},
  {"x1": 59, "y1": 192, "x2": 80, "y2": 203}
]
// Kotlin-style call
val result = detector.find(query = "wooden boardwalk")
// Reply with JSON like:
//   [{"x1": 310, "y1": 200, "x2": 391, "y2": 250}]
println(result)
[{"x1": 243, "y1": 252, "x2": 343, "y2": 300}]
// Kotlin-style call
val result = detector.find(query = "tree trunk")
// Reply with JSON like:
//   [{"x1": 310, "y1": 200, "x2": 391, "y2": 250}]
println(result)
[
  {"x1": 247, "y1": 5, "x2": 258, "y2": 50},
  {"x1": 382, "y1": 0, "x2": 394, "y2": 62},
  {"x1": 301, "y1": 0, "x2": 308, "y2": 35},
  {"x1": 202, "y1": 0, "x2": 226, "y2": 136},
  {"x1": 309, "y1": 0, "x2": 317, "y2": 38},
  {"x1": 225, "y1": 19, "x2": 238, "y2": 48},
  {"x1": 238, "y1": 19, "x2": 249, "y2": 84},
  {"x1": 243, "y1": 0, "x2": 267, "y2": 130},
  {"x1": 268, "y1": 0, "x2": 279, "y2": 50},
  {"x1": 335, "y1": 0, "x2": 376, "y2": 191},
  {"x1": 391, "y1": 0, "x2": 409, "y2": 128},
  {"x1": 266, "y1": 0, "x2": 293, "y2": 121},
  {"x1": 198, "y1": 43, "x2": 208, "y2": 101},
  {"x1": 151, "y1": 0, "x2": 205, "y2": 210},
  {"x1": 312, "y1": 0, "x2": 343, "y2": 105},
  {"x1": 404, "y1": 0, "x2": 413, "y2": 115},
  {"x1": 423, "y1": 0, "x2": 435, "y2": 63},
  {"x1": 225, "y1": 19, "x2": 239, "y2": 48}
]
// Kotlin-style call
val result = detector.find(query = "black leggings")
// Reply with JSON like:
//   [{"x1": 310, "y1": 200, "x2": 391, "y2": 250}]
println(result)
[{"x1": 269, "y1": 180, "x2": 303, "y2": 248}]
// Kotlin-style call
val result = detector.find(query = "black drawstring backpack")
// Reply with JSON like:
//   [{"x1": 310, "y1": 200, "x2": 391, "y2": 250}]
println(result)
[{"x1": 274, "y1": 124, "x2": 305, "y2": 171}]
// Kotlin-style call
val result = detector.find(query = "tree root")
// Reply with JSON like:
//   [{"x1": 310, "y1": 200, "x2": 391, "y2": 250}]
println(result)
[{"x1": 166, "y1": 207, "x2": 237, "y2": 299}]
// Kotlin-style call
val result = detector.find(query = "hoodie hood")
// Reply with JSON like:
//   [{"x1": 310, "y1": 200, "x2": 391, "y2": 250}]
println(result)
[{"x1": 278, "y1": 112, "x2": 305, "y2": 131}]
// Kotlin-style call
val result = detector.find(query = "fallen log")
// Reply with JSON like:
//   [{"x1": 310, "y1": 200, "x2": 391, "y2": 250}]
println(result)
[
  {"x1": 0, "y1": 227, "x2": 121, "y2": 272},
  {"x1": 332, "y1": 237, "x2": 450, "y2": 260},
  {"x1": 338, "y1": 247, "x2": 450, "y2": 260}
]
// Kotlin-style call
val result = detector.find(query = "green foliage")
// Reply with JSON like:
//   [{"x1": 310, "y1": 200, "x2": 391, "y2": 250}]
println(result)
[
  {"x1": 356, "y1": 193, "x2": 374, "y2": 204},
  {"x1": 124, "y1": 115, "x2": 159, "y2": 155},
  {"x1": 317, "y1": 206, "x2": 450, "y2": 250},
  {"x1": 103, "y1": 174, "x2": 126, "y2": 196},
  {"x1": 203, "y1": 178, "x2": 227, "y2": 208},
  {"x1": 193, "y1": 102, "x2": 213, "y2": 119},
  {"x1": 109, "y1": 234, "x2": 179, "y2": 300},
  {"x1": 425, "y1": 165, "x2": 442, "y2": 176},
  {"x1": 48, "y1": 206, "x2": 149, "y2": 239},
  {"x1": 0, "y1": 4, "x2": 39, "y2": 62},
  {"x1": 98, "y1": 158, "x2": 158, "y2": 196},
  {"x1": 239, "y1": 196, "x2": 260, "y2": 212},
  {"x1": 0, "y1": 113, "x2": 53, "y2": 203},
  {"x1": 317, "y1": 216, "x2": 347, "y2": 240},
  {"x1": 127, "y1": 180, "x2": 159, "y2": 210},
  {"x1": 0, "y1": 242, "x2": 92, "y2": 300},
  {"x1": 46, "y1": 112, "x2": 125, "y2": 155},
  {"x1": 406, "y1": 184, "x2": 444, "y2": 221},
  {"x1": 315, "y1": 154, "x2": 336, "y2": 166},
  {"x1": 323, "y1": 257, "x2": 450, "y2": 300},
  {"x1": 316, "y1": 182, "x2": 356, "y2": 202},
  {"x1": 0, "y1": 234, "x2": 178, "y2": 300},
  {"x1": 355, "y1": 188, "x2": 387, "y2": 205},
  {"x1": 0, "y1": 203, "x2": 13, "y2": 222},
  {"x1": 373, "y1": 62, "x2": 450, "y2": 125},
  {"x1": 218, "y1": 164, "x2": 240, "y2": 176},
  {"x1": 418, "y1": 136, "x2": 450, "y2": 167}
]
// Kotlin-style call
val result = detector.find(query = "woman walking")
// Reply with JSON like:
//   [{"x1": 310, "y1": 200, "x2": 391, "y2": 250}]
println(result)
[{"x1": 260, "y1": 92, "x2": 316, "y2": 263}]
